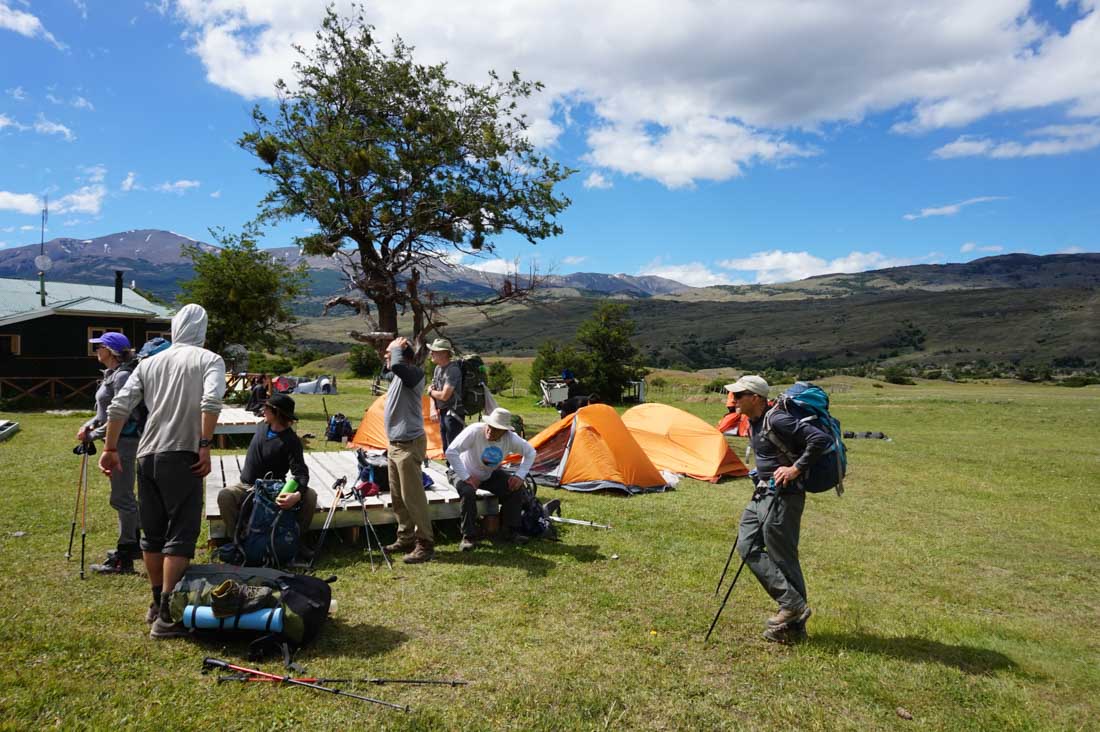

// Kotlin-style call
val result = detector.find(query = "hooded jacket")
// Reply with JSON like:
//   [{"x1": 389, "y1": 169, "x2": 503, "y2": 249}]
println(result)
[{"x1": 107, "y1": 304, "x2": 226, "y2": 458}]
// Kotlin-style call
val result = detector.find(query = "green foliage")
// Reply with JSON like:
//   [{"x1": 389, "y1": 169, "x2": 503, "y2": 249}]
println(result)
[
  {"x1": 348, "y1": 344, "x2": 383, "y2": 377},
  {"x1": 882, "y1": 365, "x2": 916, "y2": 385},
  {"x1": 238, "y1": 5, "x2": 572, "y2": 338},
  {"x1": 247, "y1": 351, "x2": 294, "y2": 376},
  {"x1": 529, "y1": 340, "x2": 584, "y2": 394},
  {"x1": 1058, "y1": 374, "x2": 1100, "y2": 387},
  {"x1": 486, "y1": 360, "x2": 513, "y2": 392},
  {"x1": 292, "y1": 347, "x2": 323, "y2": 368},
  {"x1": 574, "y1": 302, "x2": 647, "y2": 402},
  {"x1": 177, "y1": 227, "x2": 308, "y2": 354},
  {"x1": 648, "y1": 375, "x2": 668, "y2": 389}
]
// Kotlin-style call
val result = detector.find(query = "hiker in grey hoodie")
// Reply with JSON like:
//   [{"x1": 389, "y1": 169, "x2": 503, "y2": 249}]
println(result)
[{"x1": 99, "y1": 304, "x2": 226, "y2": 639}]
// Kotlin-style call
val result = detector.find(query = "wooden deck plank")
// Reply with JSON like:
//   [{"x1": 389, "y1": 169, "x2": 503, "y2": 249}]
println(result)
[{"x1": 214, "y1": 407, "x2": 263, "y2": 435}]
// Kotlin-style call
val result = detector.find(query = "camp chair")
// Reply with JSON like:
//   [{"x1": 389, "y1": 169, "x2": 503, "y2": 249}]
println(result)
[{"x1": 539, "y1": 379, "x2": 570, "y2": 408}]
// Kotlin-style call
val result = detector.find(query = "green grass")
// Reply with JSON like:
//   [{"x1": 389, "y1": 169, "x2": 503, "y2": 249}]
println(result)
[{"x1": 1, "y1": 378, "x2": 1099, "y2": 730}]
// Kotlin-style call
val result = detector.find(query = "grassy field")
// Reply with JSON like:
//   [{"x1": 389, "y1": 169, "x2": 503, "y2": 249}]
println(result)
[{"x1": 1, "y1": 378, "x2": 1098, "y2": 730}]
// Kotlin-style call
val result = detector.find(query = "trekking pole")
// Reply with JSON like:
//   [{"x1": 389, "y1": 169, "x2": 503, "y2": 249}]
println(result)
[
  {"x1": 309, "y1": 476, "x2": 347, "y2": 570},
  {"x1": 714, "y1": 542, "x2": 738, "y2": 596},
  {"x1": 361, "y1": 504, "x2": 393, "y2": 571},
  {"x1": 548, "y1": 516, "x2": 611, "y2": 530},
  {"x1": 79, "y1": 443, "x2": 90, "y2": 579},
  {"x1": 201, "y1": 658, "x2": 410, "y2": 712},
  {"x1": 704, "y1": 488, "x2": 780, "y2": 643},
  {"x1": 66, "y1": 449, "x2": 87, "y2": 559},
  {"x1": 218, "y1": 673, "x2": 467, "y2": 687}
]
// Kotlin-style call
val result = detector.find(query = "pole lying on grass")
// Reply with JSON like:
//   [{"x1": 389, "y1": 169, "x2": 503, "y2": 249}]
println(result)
[
  {"x1": 309, "y1": 476, "x2": 348, "y2": 570},
  {"x1": 704, "y1": 489, "x2": 779, "y2": 644},
  {"x1": 217, "y1": 673, "x2": 467, "y2": 687},
  {"x1": 202, "y1": 658, "x2": 410, "y2": 712},
  {"x1": 548, "y1": 516, "x2": 611, "y2": 530}
]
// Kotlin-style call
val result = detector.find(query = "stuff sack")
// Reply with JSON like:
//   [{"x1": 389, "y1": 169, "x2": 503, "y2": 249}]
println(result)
[
  {"x1": 168, "y1": 563, "x2": 332, "y2": 664},
  {"x1": 762, "y1": 382, "x2": 847, "y2": 496},
  {"x1": 217, "y1": 479, "x2": 301, "y2": 567},
  {"x1": 455, "y1": 355, "x2": 487, "y2": 417},
  {"x1": 325, "y1": 413, "x2": 354, "y2": 442}
]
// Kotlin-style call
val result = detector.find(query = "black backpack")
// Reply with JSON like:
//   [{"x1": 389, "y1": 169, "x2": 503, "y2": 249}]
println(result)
[
  {"x1": 115, "y1": 358, "x2": 148, "y2": 438},
  {"x1": 325, "y1": 413, "x2": 354, "y2": 442},
  {"x1": 455, "y1": 355, "x2": 487, "y2": 417},
  {"x1": 168, "y1": 563, "x2": 333, "y2": 666},
  {"x1": 518, "y1": 486, "x2": 558, "y2": 540}
]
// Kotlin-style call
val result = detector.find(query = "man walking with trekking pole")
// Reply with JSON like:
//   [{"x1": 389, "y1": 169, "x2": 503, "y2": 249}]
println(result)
[{"x1": 728, "y1": 375, "x2": 831, "y2": 643}]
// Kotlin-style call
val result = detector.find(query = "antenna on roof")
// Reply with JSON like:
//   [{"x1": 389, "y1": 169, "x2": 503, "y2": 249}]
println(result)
[{"x1": 35, "y1": 195, "x2": 52, "y2": 307}]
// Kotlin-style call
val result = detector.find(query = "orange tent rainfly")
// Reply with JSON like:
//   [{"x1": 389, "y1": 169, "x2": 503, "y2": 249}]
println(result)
[
  {"x1": 717, "y1": 410, "x2": 750, "y2": 437},
  {"x1": 527, "y1": 404, "x2": 668, "y2": 495},
  {"x1": 349, "y1": 395, "x2": 444, "y2": 460},
  {"x1": 622, "y1": 403, "x2": 749, "y2": 482}
]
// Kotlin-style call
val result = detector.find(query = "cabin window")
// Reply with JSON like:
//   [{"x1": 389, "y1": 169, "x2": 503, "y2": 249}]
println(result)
[
  {"x1": 0, "y1": 334, "x2": 20, "y2": 357},
  {"x1": 144, "y1": 329, "x2": 171, "y2": 343},
  {"x1": 87, "y1": 327, "x2": 124, "y2": 356}
]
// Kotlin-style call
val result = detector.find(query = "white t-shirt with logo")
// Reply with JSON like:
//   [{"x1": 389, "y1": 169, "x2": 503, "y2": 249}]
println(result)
[{"x1": 445, "y1": 422, "x2": 536, "y2": 483}]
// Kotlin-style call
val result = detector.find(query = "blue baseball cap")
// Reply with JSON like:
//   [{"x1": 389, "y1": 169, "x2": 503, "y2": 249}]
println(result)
[{"x1": 89, "y1": 332, "x2": 131, "y2": 354}]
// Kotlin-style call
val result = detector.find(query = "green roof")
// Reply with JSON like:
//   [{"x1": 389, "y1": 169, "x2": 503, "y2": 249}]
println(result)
[{"x1": 0, "y1": 277, "x2": 174, "y2": 326}]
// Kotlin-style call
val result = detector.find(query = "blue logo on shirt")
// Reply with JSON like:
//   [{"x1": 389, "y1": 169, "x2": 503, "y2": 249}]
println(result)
[{"x1": 481, "y1": 445, "x2": 504, "y2": 469}]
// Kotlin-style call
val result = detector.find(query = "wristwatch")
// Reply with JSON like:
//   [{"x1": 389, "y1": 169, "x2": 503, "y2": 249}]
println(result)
[{"x1": 198, "y1": 438, "x2": 213, "y2": 448}]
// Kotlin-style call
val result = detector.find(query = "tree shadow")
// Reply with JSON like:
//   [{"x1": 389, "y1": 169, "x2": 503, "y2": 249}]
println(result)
[
  {"x1": 811, "y1": 631, "x2": 1017, "y2": 675},
  {"x1": 431, "y1": 541, "x2": 606, "y2": 578}
]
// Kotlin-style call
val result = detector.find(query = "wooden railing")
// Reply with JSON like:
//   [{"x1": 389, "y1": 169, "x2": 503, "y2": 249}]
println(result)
[{"x1": 0, "y1": 377, "x2": 98, "y2": 402}]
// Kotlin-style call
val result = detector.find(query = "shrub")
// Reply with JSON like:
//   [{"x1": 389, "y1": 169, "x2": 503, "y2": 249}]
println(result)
[
  {"x1": 486, "y1": 361, "x2": 513, "y2": 393},
  {"x1": 648, "y1": 376, "x2": 668, "y2": 389},
  {"x1": 882, "y1": 366, "x2": 916, "y2": 385},
  {"x1": 248, "y1": 351, "x2": 293, "y2": 376},
  {"x1": 348, "y1": 344, "x2": 382, "y2": 378}
]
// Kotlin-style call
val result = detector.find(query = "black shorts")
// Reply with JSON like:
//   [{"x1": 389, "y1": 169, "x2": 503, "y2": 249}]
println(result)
[{"x1": 137, "y1": 451, "x2": 203, "y2": 558}]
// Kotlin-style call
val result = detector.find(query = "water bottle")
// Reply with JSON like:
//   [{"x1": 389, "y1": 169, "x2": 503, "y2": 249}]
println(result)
[{"x1": 280, "y1": 477, "x2": 299, "y2": 494}]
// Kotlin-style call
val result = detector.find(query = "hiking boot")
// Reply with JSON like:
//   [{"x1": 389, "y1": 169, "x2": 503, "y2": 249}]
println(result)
[
  {"x1": 210, "y1": 579, "x2": 275, "y2": 618},
  {"x1": 403, "y1": 540, "x2": 435, "y2": 564},
  {"x1": 384, "y1": 538, "x2": 416, "y2": 555},
  {"x1": 767, "y1": 605, "x2": 812, "y2": 629},
  {"x1": 90, "y1": 552, "x2": 135, "y2": 575},
  {"x1": 145, "y1": 602, "x2": 159, "y2": 625},
  {"x1": 459, "y1": 536, "x2": 477, "y2": 552},
  {"x1": 149, "y1": 616, "x2": 190, "y2": 640},
  {"x1": 762, "y1": 624, "x2": 806, "y2": 645}
]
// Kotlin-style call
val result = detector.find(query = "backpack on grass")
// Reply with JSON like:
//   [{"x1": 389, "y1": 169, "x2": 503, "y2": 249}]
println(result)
[
  {"x1": 518, "y1": 482, "x2": 558, "y2": 540},
  {"x1": 168, "y1": 563, "x2": 333, "y2": 666},
  {"x1": 762, "y1": 382, "x2": 847, "y2": 496},
  {"x1": 455, "y1": 355, "x2": 487, "y2": 417},
  {"x1": 325, "y1": 413, "x2": 354, "y2": 442},
  {"x1": 217, "y1": 479, "x2": 301, "y2": 568}
]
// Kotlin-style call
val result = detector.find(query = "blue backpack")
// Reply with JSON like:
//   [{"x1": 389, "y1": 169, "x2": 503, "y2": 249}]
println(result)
[
  {"x1": 762, "y1": 382, "x2": 847, "y2": 496},
  {"x1": 218, "y1": 479, "x2": 301, "y2": 567}
]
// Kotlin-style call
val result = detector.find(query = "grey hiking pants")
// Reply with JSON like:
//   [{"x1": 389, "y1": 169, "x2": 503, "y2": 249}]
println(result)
[
  {"x1": 736, "y1": 491, "x2": 807, "y2": 611},
  {"x1": 110, "y1": 437, "x2": 141, "y2": 553}
]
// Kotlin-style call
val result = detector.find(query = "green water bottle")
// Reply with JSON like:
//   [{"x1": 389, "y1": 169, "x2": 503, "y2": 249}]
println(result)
[{"x1": 281, "y1": 477, "x2": 299, "y2": 494}]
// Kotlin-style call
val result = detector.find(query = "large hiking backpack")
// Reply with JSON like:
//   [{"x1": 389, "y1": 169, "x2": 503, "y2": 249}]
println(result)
[
  {"x1": 325, "y1": 413, "x2": 354, "y2": 442},
  {"x1": 168, "y1": 563, "x2": 333, "y2": 665},
  {"x1": 762, "y1": 382, "x2": 847, "y2": 496},
  {"x1": 518, "y1": 484, "x2": 558, "y2": 540},
  {"x1": 115, "y1": 359, "x2": 148, "y2": 438},
  {"x1": 217, "y1": 479, "x2": 301, "y2": 567},
  {"x1": 455, "y1": 355, "x2": 487, "y2": 417}
]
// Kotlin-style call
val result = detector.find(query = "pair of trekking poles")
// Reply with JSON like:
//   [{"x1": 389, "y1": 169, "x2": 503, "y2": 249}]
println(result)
[
  {"x1": 309, "y1": 476, "x2": 392, "y2": 572},
  {"x1": 65, "y1": 441, "x2": 96, "y2": 579}
]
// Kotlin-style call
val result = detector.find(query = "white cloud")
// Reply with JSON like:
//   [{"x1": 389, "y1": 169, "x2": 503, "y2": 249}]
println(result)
[
  {"x1": 209, "y1": 189, "x2": 222, "y2": 198},
  {"x1": 1057, "y1": 245, "x2": 1087, "y2": 254},
  {"x1": 960, "y1": 242, "x2": 1004, "y2": 253},
  {"x1": 582, "y1": 171, "x2": 612, "y2": 190},
  {"x1": 121, "y1": 171, "x2": 139, "y2": 191},
  {"x1": 34, "y1": 115, "x2": 75, "y2": 141},
  {"x1": 0, "y1": 191, "x2": 42, "y2": 215},
  {"x1": 638, "y1": 259, "x2": 739, "y2": 287},
  {"x1": 20, "y1": 224, "x2": 36, "y2": 231},
  {"x1": 71, "y1": 95, "x2": 94, "y2": 111},
  {"x1": 717, "y1": 249, "x2": 917, "y2": 284},
  {"x1": 0, "y1": 1, "x2": 66, "y2": 49},
  {"x1": 0, "y1": 112, "x2": 28, "y2": 131},
  {"x1": 72, "y1": 0, "x2": 88, "y2": 20},
  {"x1": 933, "y1": 123, "x2": 1100, "y2": 159},
  {"x1": 464, "y1": 257, "x2": 517, "y2": 275},
  {"x1": 903, "y1": 196, "x2": 1006, "y2": 220},
  {"x1": 55, "y1": 185, "x2": 106, "y2": 215},
  {"x1": 81, "y1": 164, "x2": 107, "y2": 183},
  {"x1": 165, "y1": 1, "x2": 1100, "y2": 187},
  {"x1": 63, "y1": 218, "x2": 82, "y2": 226},
  {"x1": 45, "y1": 92, "x2": 64, "y2": 104},
  {"x1": 561, "y1": 255, "x2": 586, "y2": 265},
  {"x1": 154, "y1": 179, "x2": 201, "y2": 194},
  {"x1": 6, "y1": 85, "x2": 26, "y2": 101}
]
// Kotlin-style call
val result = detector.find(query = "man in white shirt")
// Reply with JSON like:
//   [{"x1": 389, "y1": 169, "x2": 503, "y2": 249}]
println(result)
[{"x1": 444, "y1": 408, "x2": 536, "y2": 551}]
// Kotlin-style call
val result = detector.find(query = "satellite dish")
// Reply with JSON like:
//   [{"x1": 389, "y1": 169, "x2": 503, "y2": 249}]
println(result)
[{"x1": 34, "y1": 255, "x2": 53, "y2": 272}]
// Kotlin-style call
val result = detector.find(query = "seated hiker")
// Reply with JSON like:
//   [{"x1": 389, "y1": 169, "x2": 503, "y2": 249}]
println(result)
[
  {"x1": 244, "y1": 374, "x2": 269, "y2": 415},
  {"x1": 217, "y1": 393, "x2": 317, "y2": 554},
  {"x1": 444, "y1": 407, "x2": 536, "y2": 551}
]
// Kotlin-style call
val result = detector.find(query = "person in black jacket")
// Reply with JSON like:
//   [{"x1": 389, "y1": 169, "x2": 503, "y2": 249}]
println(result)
[
  {"x1": 727, "y1": 375, "x2": 831, "y2": 643},
  {"x1": 217, "y1": 393, "x2": 317, "y2": 545}
]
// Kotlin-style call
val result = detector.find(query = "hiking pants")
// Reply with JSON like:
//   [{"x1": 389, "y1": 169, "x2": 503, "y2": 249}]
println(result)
[
  {"x1": 388, "y1": 435, "x2": 433, "y2": 543},
  {"x1": 438, "y1": 410, "x2": 465, "y2": 453},
  {"x1": 137, "y1": 451, "x2": 203, "y2": 558},
  {"x1": 217, "y1": 482, "x2": 319, "y2": 538},
  {"x1": 110, "y1": 437, "x2": 141, "y2": 554},
  {"x1": 454, "y1": 469, "x2": 523, "y2": 538},
  {"x1": 736, "y1": 491, "x2": 807, "y2": 611}
]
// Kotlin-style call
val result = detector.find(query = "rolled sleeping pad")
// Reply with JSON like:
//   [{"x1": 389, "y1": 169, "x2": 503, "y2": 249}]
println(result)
[{"x1": 182, "y1": 605, "x2": 284, "y2": 633}]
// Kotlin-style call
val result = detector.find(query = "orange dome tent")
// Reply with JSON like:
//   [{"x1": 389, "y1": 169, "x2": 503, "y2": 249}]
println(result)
[
  {"x1": 527, "y1": 404, "x2": 668, "y2": 495},
  {"x1": 622, "y1": 403, "x2": 749, "y2": 482},
  {"x1": 349, "y1": 395, "x2": 444, "y2": 460}
]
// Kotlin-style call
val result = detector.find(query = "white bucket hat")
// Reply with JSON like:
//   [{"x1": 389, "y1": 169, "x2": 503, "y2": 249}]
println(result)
[{"x1": 482, "y1": 407, "x2": 514, "y2": 431}]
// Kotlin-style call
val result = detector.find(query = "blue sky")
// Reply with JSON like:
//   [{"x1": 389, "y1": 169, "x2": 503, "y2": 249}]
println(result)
[{"x1": 1, "y1": 0, "x2": 1098, "y2": 286}]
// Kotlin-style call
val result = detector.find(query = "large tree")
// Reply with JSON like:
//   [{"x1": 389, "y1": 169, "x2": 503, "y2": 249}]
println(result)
[
  {"x1": 240, "y1": 5, "x2": 571, "y2": 356},
  {"x1": 178, "y1": 228, "x2": 309, "y2": 355}
]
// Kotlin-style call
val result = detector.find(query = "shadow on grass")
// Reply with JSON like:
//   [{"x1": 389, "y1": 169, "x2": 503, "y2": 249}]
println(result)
[
  {"x1": 187, "y1": 617, "x2": 408, "y2": 662},
  {"x1": 811, "y1": 631, "x2": 1017, "y2": 675},
  {"x1": 431, "y1": 541, "x2": 606, "y2": 578}
]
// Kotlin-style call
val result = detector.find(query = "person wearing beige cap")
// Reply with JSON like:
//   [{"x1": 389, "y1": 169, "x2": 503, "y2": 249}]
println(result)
[
  {"x1": 427, "y1": 337, "x2": 464, "y2": 452},
  {"x1": 725, "y1": 374, "x2": 832, "y2": 643},
  {"x1": 444, "y1": 408, "x2": 536, "y2": 551}
]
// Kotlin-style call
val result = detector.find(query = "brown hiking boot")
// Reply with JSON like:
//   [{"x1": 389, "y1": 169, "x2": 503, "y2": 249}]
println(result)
[
  {"x1": 763, "y1": 623, "x2": 807, "y2": 644},
  {"x1": 384, "y1": 538, "x2": 416, "y2": 554},
  {"x1": 403, "y1": 540, "x2": 435, "y2": 564},
  {"x1": 767, "y1": 605, "x2": 812, "y2": 629}
]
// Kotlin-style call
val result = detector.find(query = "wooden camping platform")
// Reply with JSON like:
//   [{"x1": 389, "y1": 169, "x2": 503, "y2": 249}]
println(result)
[
  {"x1": 214, "y1": 407, "x2": 264, "y2": 436},
  {"x1": 204, "y1": 451, "x2": 498, "y2": 539}
]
